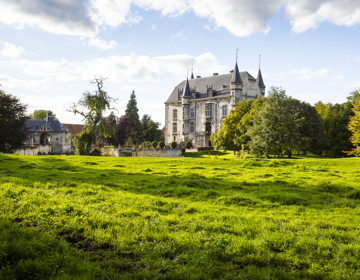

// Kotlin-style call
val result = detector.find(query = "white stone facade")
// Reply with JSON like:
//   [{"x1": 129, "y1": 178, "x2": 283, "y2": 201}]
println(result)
[{"x1": 164, "y1": 65, "x2": 266, "y2": 147}]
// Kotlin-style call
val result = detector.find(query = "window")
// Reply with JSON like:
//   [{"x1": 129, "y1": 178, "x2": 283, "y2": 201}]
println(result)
[
  {"x1": 182, "y1": 123, "x2": 185, "y2": 133},
  {"x1": 205, "y1": 104, "x2": 213, "y2": 117},
  {"x1": 183, "y1": 107, "x2": 185, "y2": 120},
  {"x1": 222, "y1": 105, "x2": 228, "y2": 117},
  {"x1": 190, "y1": 107, "x2": 195, "y2": 119},
  {"x1": 178, "y1": 92, "x2": 182, "y2": 101},
  {"x1": 207, "y1": 90, "x2": 212, "y2": 98},
  {"x1": 173, "y1": 123, "x2": 177, "y2": 134},
  {"x1": 173, "y1": 109, "x2": 177, "y2": 119},
  {"x1": 206, "y1": 122, "x2": 211, "y2": 132},
  {"x1": 190, "y1": 121, "x2": 195, "y2": 133},
  {"x1": 191, "y1": 92, "x2": 196, "y2": 99}
]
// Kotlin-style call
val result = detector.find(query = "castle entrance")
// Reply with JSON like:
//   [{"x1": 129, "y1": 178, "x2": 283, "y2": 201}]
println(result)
[{"x1": 40, "y1": 133, "x2": 50, "y2": 144}]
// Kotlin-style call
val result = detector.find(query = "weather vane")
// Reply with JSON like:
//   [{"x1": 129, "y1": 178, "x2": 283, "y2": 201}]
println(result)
[
  {"x1": 236, "y1": 48, "x2": 239, "y2": 62},
  {"x1": 259, "y1": 54, "x2": 261, "y2": 69}
]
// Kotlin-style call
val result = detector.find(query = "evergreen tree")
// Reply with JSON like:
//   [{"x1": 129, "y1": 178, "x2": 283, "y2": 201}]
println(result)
[{"x1": 125, "y1": 90, "x2": 141, "y2": 139}]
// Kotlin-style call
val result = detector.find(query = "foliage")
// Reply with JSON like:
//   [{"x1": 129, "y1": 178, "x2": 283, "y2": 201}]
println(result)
[
  {"x1": 141, "y1": 114, "x2": 162, "y2": 142},
  {"x1": 346, "y1": 88, "x2": 360, "y2": 104},
  {"x1": 328, "y1": 108, "x2": 353, "y2": 157},
  {"x1": 151, "y1": 141, "x2": 157, "y2": 148},
  {"x1": 248, "y1": 87, "x2": 301, "y2": 158},
  {"x1": 292, "y1": 100, "x2": 327, "y2": 155},
  {"x1": 211, "y1": 98, "x2": 264, "y2": 151},
  {"x1": 125, "y1": 90, "x2": 141, "y2": 141},
  {"x1": 28, "y1": 109, "x2": 57, "y2": 121},
  {"x1": 185, "y1": 141, "x2": 193, "y2": 149},
  {"x1": 124, "y1": 136, "x2": 134, "y2": 146},
  {"x1": 197, "y1": 146, "x2": 214, "y2": 152},
  {"x1": 0, "y1": 90, "x2": 28, "y2": 152},
  {"x1": 71, "y1": 133, "x2": 87, "y2": 155},
  {"x1": 2, "y1": 155, "x2": 360, "y2": 279},
  {"x1": 345, "y1": 99, "x2": 360, "y2": 156},
  {"x1": 90, "y1": 148, "x2": 101, "y2": 156},
  {"x1": 68, "y1": 77, "x2": 116, "y2": 155},
  {"x1": 170, "y1": 141, "x2": 177, "y2": 149},
  {"x1": 314, "y1": 101, "x2": 341, "y2": 133},
  {"x1": 157, "y1": 141, "x2": 165, "y2": 149}
]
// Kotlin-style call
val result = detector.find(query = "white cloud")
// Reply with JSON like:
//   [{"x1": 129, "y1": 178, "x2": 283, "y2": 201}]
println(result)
[
  {"x1": 335, "y1": 74, "x2": 344, "y2": 81},
  {"x1": 151, "y1": 25, "x2": 156, "y2": 30},
  {"x1": 171, "y1": 30, "x2": 184, "y2": 38},
  {"x1": 0, "y1": 74, "x2": 49, "y2": 89},
  {"x1": 0, "y1": 42, "x2": 26, "y2": 58},
  {"x1": 0, "y1": 52, "x2": 226, "y2": 85},
  {"x1": 279, "y1": 68, "x2": 330, "y2": 80},
  {"x1": 88, "y1": 37, "x2": 117, "y2": 50},
  {"x1": 0, "y1": 0, "x2": 359, "y2": 38},
  {"x1": 285, "y1": 0, "x2": 360, "y2": 33}
]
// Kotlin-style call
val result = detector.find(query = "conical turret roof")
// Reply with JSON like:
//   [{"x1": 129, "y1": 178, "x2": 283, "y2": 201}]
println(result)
[
  {"x1": 231, "y1": 62, "x2": 242, "y2": 84},
  {"x1": 256, "y1": 69, "x2": 265, "y2": 88},
  {"x1": 183, "y1": 78, "x2": 191, "y2": 97},
  {"x1": 191, "y1": 69, "x2": 194, "y2": 79}
]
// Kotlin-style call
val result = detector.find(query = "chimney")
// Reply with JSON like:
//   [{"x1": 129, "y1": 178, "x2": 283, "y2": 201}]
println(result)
[
  {"x1": 213, "y1": 73, "x2": 218, "y2": 76},
  {"x1": 196, "y1": 76, "x2": 201, "y2": 78},
  {"x1": 230, "y1": 70, "x2": 234, "y2": 73},
  {"x1": 46, "y1": 111, "x2": 52, "y2": 123}
]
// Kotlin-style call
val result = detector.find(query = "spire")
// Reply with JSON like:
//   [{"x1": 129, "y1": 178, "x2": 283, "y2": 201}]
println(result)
[
  {"x1": 256, "y1": 69, "x2": 265, "y2": 88},
  {"x1": 231, "y1": 62, "x2": 242, "y2": 84},
  {"x1": 183, "y1": 77, "x2": 191, "y2": 97},
  {"x1": 191, "y1": 67, "x2": 194, "y2": 79}
]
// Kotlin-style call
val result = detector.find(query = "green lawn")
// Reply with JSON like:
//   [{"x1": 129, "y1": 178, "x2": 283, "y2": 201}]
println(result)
[{"x1": 1, "y1": 154, "x2": 360, "y2": 279}]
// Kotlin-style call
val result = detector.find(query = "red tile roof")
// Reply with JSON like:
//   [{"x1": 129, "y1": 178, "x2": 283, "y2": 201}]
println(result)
[{"x1": 62, "y1": 123, "x2": 84, "y2": 135}]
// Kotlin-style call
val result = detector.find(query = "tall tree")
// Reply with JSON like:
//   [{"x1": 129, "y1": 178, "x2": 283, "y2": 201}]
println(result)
[
  {"x1": 346, "y1": 99, "x2": 360, "y2": 156},
  {"x1": 248, "y1": 87, "x2": 300, "y2": 158},
  {"x1": 141, "y1": 114, "x2": 162, "y2": 142},
  {"x1": 68, "y1": 77, "x2": 116, "y2": 155},
  {"x1": 29, "y1": 109, "x2": 57, "y2": 120},
  {"x1": 0, "y1": 90, "x2": 28, "y2": 152},
  {"x1": 125, "y1": 90, "x2": 141, "y2": 140}
]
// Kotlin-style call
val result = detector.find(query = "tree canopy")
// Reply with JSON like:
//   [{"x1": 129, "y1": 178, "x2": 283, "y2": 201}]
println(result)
[
  {"x1": 347, "y1": 99, "x2": 360, "y2": 156},
  {"x1": 68, "y1": 77, "x2": 116, "y2": 155},
  {"x1": 29, "y1": 109, "x2": 57, "y2": 121},
  {"x1": 0, "y1": 90, "x2": 28, "y2": 152},
  {"x1": 140, "y1": 114, "x2": 162, "y2": 142}
]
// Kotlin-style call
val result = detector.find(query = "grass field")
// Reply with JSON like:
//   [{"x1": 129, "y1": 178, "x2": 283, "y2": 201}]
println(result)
[{"x1": 1, "y1": 153, "x2": 360, "y2": 279}]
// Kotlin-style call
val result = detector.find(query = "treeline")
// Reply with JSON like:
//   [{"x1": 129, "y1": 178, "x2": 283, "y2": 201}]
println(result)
[
  {"x1": 211, "y1": 86, "x2": 360, "y2": 158},
  {"x1": 97, "y1": 91, "x2": 163, "y2": 147}
]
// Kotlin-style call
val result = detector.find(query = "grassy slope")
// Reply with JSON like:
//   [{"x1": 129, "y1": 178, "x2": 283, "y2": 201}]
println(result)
[{"x1": 1, "y1": 153, "x2": 360, "y2": 279}]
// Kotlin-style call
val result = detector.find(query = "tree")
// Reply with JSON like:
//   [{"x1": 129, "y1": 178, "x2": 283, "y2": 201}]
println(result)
[
  {"x1": 248, "y1": 87, "x2": 300, "y2": 158},
  {"x1": 346, "y1": 99, "x2": 360, "y2": 156},
  {"x1": 141, "y1": 114, "x2": 162, "y2": 142},
  {"x1": 68, "y1": 77, "x2": 116, "y2": 155},
  {"x1": 292, "y1": 100, "x2": 327, "y2": 155},
  {"x1": 29, "y1": 109, "x2": 57, "y2": 120},
  {"x1": 125, "y1": 90, "x2": 141, "y2": 141},
  {"x1": 0, "y1": 90, "x2": 28, "y2": 152},
  {"x1": 346, "y1": 88, "x2": 360, "y2": 105}
]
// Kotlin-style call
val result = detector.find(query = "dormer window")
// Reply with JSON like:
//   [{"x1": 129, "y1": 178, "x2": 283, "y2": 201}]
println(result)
[
  {"x1": 191, "y1": 92, "x2": 196, "y2": 99},
  {"x1": 207, "y1": 90, "x2": 212, "y2": 98},
  {"x1": 178, "y1": 92, "x2": 182, "y2": 101}
]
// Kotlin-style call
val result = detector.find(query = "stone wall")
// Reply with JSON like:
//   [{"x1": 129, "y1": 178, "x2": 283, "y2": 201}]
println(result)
[
  {"x1": 101, "y1": 147, "x2": 183, "y2": 157},
  {"x1": 13, "y1": 145, "x2": 53, "y2": 155}
]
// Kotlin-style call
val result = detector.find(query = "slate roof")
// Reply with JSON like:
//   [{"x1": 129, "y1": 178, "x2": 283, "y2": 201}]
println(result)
[
  {"x1": 256, "y1": 69, "x2": 266, "y2": 88},
  {"x1": 231, "y1": 62, "x2": 242, "y2": 84},
  {"x1": 62, "y1": 124, "x2": 85, "y2": 135},
  {"x1": 166, "y1": 71, "x2": 255, "y2": 103},
  {"x1": 25, "y1": 120, "x2": 67, "y2": 132},
  {"x1": 183, "y1": 78, "x2": 191, "y2": 97}
]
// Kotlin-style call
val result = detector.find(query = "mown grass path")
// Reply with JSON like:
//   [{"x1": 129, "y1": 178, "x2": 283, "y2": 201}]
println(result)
[{"x1": 1, "y1": 154, "x2": 360, "y2": 279}]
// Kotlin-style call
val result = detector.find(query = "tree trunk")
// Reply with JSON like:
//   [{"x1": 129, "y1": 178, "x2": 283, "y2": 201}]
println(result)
[{"x1": 85, "y1": 142, "x2": 92, "y2": 155}]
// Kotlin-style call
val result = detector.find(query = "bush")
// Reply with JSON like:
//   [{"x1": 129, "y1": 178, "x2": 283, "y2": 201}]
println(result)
[
  {"x1": 185, "y1": 141, "x2": 193, "y2": 149},
  {"x1": 170, "y1": 141, "x2": 177, "y2": 149},
  {"x1": 197, "y1": 147, "x2": 214, "y2": 152},
  {"x1": 146, "y1": 141, "x2": 152, "y2": 148},
  {"x1": 152, "y1": 141, "x2": 158, "y2": 148},
  {"x1": 157, "y1": 141, "x2": 165, "y2": 149},
  {"x1": 90, "y1": 148, "x2": 101, "y2": 156}
]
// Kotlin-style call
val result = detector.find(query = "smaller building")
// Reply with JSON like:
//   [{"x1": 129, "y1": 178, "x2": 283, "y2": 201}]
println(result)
[{"x1": 23, "y1": 112, "x2": 82, "y2": 154}]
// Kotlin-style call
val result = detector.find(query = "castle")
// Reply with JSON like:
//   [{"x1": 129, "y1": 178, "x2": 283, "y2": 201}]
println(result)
[{"x1": 164, "y1": 61, "x2": 265, "y2": 147}]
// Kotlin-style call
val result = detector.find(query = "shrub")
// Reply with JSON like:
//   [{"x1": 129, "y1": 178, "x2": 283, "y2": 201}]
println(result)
[
  {"x1": 185, "y1": 141, "x2": 193, "y2": 149},
  {"x1": 170, "y1": 141, "x2": 177, "y2": 149},
  {"x1": 158, "y1": 141, "x2": 165, "y2": 149},
  {"x1": 146, "y1": 141, "x2": 152, "y2": 148},
  {"x1": 90, "y1": 148, "x2": 101, "y2": 156},
  {"x1": 197, "y1": 146, "x2": 214, "y2": 152},
  {"x1": 152, "y1": 141, "x2": 158, "y2": 148}
]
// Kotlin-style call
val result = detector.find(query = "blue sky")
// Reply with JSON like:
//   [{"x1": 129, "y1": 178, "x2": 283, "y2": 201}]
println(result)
[{"x1": 0, "y1": 0, "x2": 359, "y2": 126}]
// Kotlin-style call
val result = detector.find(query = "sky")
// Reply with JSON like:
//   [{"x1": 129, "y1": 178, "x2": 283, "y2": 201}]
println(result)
[{"x1": 0, "y1": 0, "x2": 359, "y2": 126}]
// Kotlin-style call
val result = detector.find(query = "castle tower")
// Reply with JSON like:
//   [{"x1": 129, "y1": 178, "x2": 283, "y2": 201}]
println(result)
[
  {"x1": 256, "y1": 68, "x2": 266, "y2": 95},
  {"x1": 181, "y1": 77, "x2": 191, "y2": 139},
  {"x1": 230, "y1": 61, "x2": 243, "y2": 110}
]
